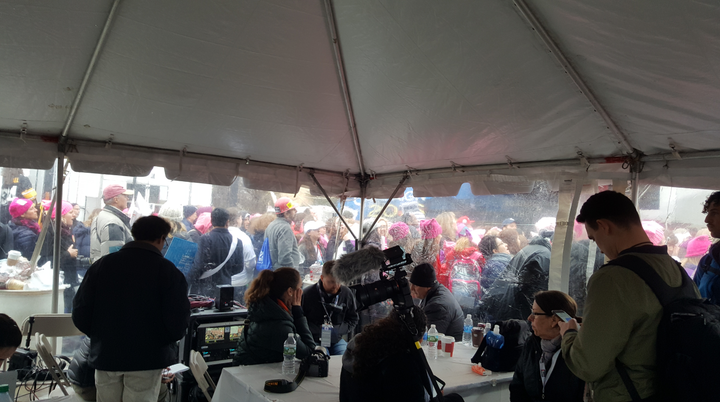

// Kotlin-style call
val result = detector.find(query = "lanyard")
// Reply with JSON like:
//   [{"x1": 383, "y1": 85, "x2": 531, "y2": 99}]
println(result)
[
  {"x1": 318, "y1": 283, "x2": 339, "y2": 322},
  {"x1": 539, "y1": 349, "x2": 561, "y2": 393}
]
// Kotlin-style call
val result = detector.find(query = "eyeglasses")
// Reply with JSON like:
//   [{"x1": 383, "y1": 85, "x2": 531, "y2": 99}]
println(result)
[{"x1": 530, "y1": 311, "x2": 552, "y2": 317}]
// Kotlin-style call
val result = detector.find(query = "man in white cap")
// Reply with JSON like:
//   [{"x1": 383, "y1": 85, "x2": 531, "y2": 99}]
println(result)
[
  {"x1": 90, "y1": 184, "x2": 133, "y2": 262},
  {"x1": 264, "y1": 197, "x2": 301, "y2": 270}
]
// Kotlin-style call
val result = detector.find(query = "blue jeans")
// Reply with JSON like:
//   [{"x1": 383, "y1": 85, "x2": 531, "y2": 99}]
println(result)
[{"x1": 328, "y1": 339, "x2": 347, "y2": 356}]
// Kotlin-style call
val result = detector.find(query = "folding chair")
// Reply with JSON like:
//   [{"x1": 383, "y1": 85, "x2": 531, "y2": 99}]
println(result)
[
  {"x1": 20, "y1": 314, "x2": 83, "y2": 349},
  {"x1": 189, "y1": 350, "x2": 216, "y2": 401},
  {"x1": 36, "y1": 333, "x2": 72, "y2": 396}
]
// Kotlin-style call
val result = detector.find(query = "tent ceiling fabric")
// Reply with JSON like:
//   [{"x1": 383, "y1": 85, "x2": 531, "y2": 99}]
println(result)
[{"x1": 1, "y1": 1, "x2": 720, "y2": 194}]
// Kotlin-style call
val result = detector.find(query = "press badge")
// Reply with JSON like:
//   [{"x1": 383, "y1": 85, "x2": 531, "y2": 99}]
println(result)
[{"x1": 321, "y1": 323, "x2": 333, "y2": 347}]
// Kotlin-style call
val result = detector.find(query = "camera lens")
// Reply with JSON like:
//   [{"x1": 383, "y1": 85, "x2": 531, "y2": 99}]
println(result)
[{"x1": 352, "y1": 280, "x2": 398, "y2": 311}]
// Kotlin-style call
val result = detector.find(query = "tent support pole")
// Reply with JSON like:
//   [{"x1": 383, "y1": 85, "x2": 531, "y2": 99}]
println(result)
[
  {"x1": 51, "y1": 154, "x2": 65, "y2": 314},
  {"x1": 548, "y1": 178, "x2": 583, "y2": 292},
  {"x1": 60, "y1": 0, "x2": 121, "y2": 138},
  {"x1": 631, "y1": 169, "x2": 640, "y2": 207},
  {"x1": 361, "y1": 175, "x2": 409, "y2": 243},
  {"x1": 321, "y1": 0, "x2": 367, "y2": 178},
  {"x1": 308, "y1": 172, "x2": 357, "y2": 242},
  {"x1": 513, "y1": 0, "x2": 636, "y2": 156},
  {"x1": 358, "y1": 181, "x2": 367, "y2": 250}
]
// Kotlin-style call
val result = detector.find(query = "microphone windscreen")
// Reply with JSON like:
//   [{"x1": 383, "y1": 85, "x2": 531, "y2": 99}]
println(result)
[{"x1": 332, "y1": 247, "x2": 386, "y2": 284}]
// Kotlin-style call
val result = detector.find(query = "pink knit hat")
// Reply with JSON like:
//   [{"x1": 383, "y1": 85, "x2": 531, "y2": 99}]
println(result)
[
  {"x1": 420, "y1": 218, "x2": 442, "y2": 240},
  {"x1": 642, "y1": 221, "x2": 665, "y2": 246},
  {"x1": 9, "y1": 198, "x2": 33, "y2": 218},
  {"x1": 686, "y1": 235, "x2": 711, "y2": 258},
  {"x1": 388, "y1": 222, "x2": 410, "y2": 241},
  {"x1": 195, "y1": 212, "x2": 213, "y2": 234},
  {"x1": 41, "y1": 200, "x2": 73, "y2": 219}
]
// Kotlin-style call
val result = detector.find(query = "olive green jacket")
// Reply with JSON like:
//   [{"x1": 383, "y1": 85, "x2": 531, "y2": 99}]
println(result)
[{"x1": 561, "y1": 247, "x2": 700, "y2": 402}]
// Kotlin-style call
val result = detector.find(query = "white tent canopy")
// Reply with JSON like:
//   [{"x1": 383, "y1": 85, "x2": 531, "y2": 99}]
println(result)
[{"x1": 1, "y1": 0, "x2": 720, "y2": 196}]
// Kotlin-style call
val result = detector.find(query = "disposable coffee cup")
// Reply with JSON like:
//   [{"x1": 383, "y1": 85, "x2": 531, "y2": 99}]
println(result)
[
  {"x1": 443, "y1": 336, "x2": 455, "y2": 357},
  {"x1": 7, "y1": 250, "x2": 21, "y2": 266},
  {"x1": 471, "y1": 326, "x2": 484, "y2": 347}
]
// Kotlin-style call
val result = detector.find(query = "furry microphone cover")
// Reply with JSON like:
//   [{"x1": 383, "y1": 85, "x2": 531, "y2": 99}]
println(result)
[{"x1": 332, "y1": 246, "x2": 386, "y2": 284}]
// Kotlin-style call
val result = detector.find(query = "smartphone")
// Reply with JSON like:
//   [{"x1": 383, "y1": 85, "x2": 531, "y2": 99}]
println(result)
[{"x1": 552, "y1": 310, "x2": 573, "y2": 322}]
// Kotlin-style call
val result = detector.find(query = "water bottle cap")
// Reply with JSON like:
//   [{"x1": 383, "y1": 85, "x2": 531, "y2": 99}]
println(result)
[
  {"x1": 466, "y1": 314, "x2": 472, "y2": 319},
  {"x1": 430, "y1": 324, "x2": 436, "y2": 329},
  {"x1": 0, "y1": 384, "x2": 7, "y2": 393},
  {"x1": 493, "y1": 325, "x2": 500, "y2": 334},
  {"x1": 288, "y1": 332, "x2": 294, "y2": 337}
]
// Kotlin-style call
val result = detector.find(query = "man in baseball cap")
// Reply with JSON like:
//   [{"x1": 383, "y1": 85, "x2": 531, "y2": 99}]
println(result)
[
  {"x1": 264, "y1": 197, "x2": 301, "y2": 270},
  {"x1": 90, "y1": 184, "x2": 134, "y2": 262}
]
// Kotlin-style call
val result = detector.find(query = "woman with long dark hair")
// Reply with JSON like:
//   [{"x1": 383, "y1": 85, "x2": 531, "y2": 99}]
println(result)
[
  {"x1": 40, "y1": 201, "x2": 80, "y2": 312},
  {"x1": 233, "y1": 268, "x2": 316, "y2": 365}
]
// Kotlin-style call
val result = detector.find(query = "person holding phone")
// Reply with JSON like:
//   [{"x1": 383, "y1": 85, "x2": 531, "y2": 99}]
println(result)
[{"x1": 509, "y1": 291, "x2": 585, "y2": 402}]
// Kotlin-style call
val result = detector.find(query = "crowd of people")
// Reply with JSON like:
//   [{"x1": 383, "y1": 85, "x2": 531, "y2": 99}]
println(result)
[{"x1": 2, "y1": 177, "x2": 719, "y2": 402}]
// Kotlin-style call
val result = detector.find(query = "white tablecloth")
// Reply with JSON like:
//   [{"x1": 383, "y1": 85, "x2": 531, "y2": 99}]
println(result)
[{"x1": 212, "y1": 343, "x2": 513, "y2": 402}]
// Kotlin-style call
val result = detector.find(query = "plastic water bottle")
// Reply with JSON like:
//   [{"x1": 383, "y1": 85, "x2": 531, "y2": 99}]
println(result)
[
  {"x1": 463, "y1": 314, "x2": 473, "y2": 345},
  {"x1": 486, "y1": 324, "x2": 505, "y2": 349},
  {"x1": 427, "y1": 324, "x2": 439, "y2": 360},
  {"x1": 282, "y1": 332, "x2": 296, "y2": 375},
  {"x1": 0, "y1": 384, "x2": 12, "y2": 402}
]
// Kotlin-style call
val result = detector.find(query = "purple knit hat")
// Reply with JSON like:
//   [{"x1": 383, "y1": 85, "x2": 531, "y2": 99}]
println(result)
[
  {"x1": 420, "y1": 218, "x2": 442, "y2": 240},
  {"x1": 388, "y1": 222, "x2": 410, "y2": 241}
]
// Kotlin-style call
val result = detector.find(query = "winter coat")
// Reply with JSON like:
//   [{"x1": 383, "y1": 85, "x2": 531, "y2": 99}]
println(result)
[
  {"x1": 693, "y1": 254, "x2": 720, "y2": 304},
  {"x1": 8, "y1": 220, "x2": 38, "y2": 260},
  {"x1": 73, "y1": 223, "x2": 91, "y2": 259},
  {"x1": 419, "y1": 282, "x2": 464, "y2": 340},
  {"x1": 186, "y1": 228, "x2": 244, "y2": 296},
  {"x1": 0, "y1": 221, "x2": 12, "y2": 259},
  {"x1": 562, "y1": 245, "x2": 700, "y2": 401},
  {"x1": 482, "y1": 252, "x2": 512, "y2": 291},
  {"x1": 40, "y1": 224, "x2": 78, "y2": 285},
  {"x1": 325, "y1": 237, "x2": 354, "y2": 261},
  {"x1": 480, "y1": 237, "x2": 552, "y2": 322},
  {"x1": 181, "y1": 218, "x2": 195, "y2": 232},
  {"x1": 302, "y1": 281, "x2": 359, "y2": 345},
  {"x1": 251, "y1": 231, "x2": 264, "y2": 257},
  {"x1": 90, "y1": 205, "x2": 132, "y2": 262},
  {"x1": 73, "y1": 241, "x2": 190, "y2": 371},
  {"x1": 264, "y1": 217, "x2": 300, "y2": 270},
  {"x1": 67, "y1": 337, "x2": 94, "y2": 387},
  {"x1": 568, "y1": 240, "x2": 605, "y2": 315},
  {"x1": 510, "y1": 335, "x2": 585, "y2": 402},
  {"x1": 233, "y1": 297, "x2": 316, "y2": 365}
]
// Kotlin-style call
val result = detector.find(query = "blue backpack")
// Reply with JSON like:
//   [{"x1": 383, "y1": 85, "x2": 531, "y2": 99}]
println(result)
[{"x1": 255, "y1": 237, "x2": 273, "y2": 273}]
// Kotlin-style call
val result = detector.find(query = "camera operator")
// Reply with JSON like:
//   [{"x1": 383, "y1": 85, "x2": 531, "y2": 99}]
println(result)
[
  {"x1": 301, "y1": 261, "x2": 359, "y2": 356},
  {"x1": 409, "y1": 263, "x2": 464, "y2": 341},
  {"x1": 340, "y1": 306, "x2": 463, "y2": 402},
  {"x1": 0, "y1": 314, "x2": 21, "y2": 368}
]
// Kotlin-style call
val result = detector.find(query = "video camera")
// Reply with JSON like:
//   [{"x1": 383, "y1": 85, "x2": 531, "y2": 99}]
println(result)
[{"x1": 350, "y1": 245, "x2": 415, "y2": 314}]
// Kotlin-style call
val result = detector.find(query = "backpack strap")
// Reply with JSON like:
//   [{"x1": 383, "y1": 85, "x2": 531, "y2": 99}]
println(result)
[
  {"x1": 700, "y1": 254, "x2": 720, "y2": 276},
  {"x1": 606, "y1": 254, "x2": 696, "y2": 307},
  {"x1": 604, "y1": 254, "x2": 696, "y2": 401}
]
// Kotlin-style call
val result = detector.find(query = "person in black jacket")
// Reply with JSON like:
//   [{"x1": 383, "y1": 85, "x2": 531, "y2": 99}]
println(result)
[
  {"x1": 186, "y1": 208, "x2": 244, "y2": 296},
  {"x1": 40, "y1": 201, "x2": 80, "y2": 312},
  {"x1": 510, "y1": 290, "x2": 585, "y2": 402},
  {"x1": 409, "y1": 263, "x2": 464, "y2": 340},
  {"x1": 7, "y1": 197, "x2": 39, "y2": 260},
  {"x1": 340, "y1": 306, "x2": 464, "y2": 402},
  {"x1": 72, "y1": 216, "x2": 190, "y2": 402},
  {"x1": 302, "y1": 261, "x2": 358, "y2": 355}
]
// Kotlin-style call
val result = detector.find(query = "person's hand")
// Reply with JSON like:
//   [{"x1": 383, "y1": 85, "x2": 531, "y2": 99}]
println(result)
[
  {"x1": 558, "y1": 318, "x2": 579, "y2": 338},
  {"x1": 161, "y1": 368, "x2": 175, "y2": 383},
  {"x1": 293, "y1": 287, "x2": 303, "y2": 306},
  {"x1": 68, "y1": 245, "x2": 78, "y2": 258}
]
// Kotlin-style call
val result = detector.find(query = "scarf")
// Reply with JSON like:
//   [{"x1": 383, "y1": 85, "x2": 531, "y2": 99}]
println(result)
[
  {"x1": 13, "y1": 218, "x2": 41, "y2": 234},
  {"x1": 540, "y1": 335, "x2": 562, "y2": 368}
]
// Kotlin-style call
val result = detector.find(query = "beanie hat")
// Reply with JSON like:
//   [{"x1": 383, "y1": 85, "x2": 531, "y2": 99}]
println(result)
[
  {"x1": 388, "y1": 222, "x2": 409, "y2": 241},
  {"x1": 642, "y1": 221, "x2": 665, "y2": 246},
  {"x1": 9, "y1": 198, "x2": 33, "y2": 218},
  {"x1": 420, "y1": 219, "x2": 442, "y2": 240},
  {"x1": 686, "y1": 235, "x2": 711, "y2": 258},
  {"x1": 159, "y1": 203, "x2": 183, "y2": 222},
  {"x1": 41, "y1": 200, "x2": 73, "y2": 219},
  {"x1": 409, "y1": 263, "x2": 437, "y2": 287},
  {"x1": 195, "y1": 212, "x2": 213, "y2": 234},
  {"x1": 196, "y1": 206, "x2": 213, "y2": 216},
  {"x1": 183, "y1": 205, "x2": 197, "y2": 219},
  {"x1": 502, "y1": 218, "x2": 515, "y2": 227}
]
